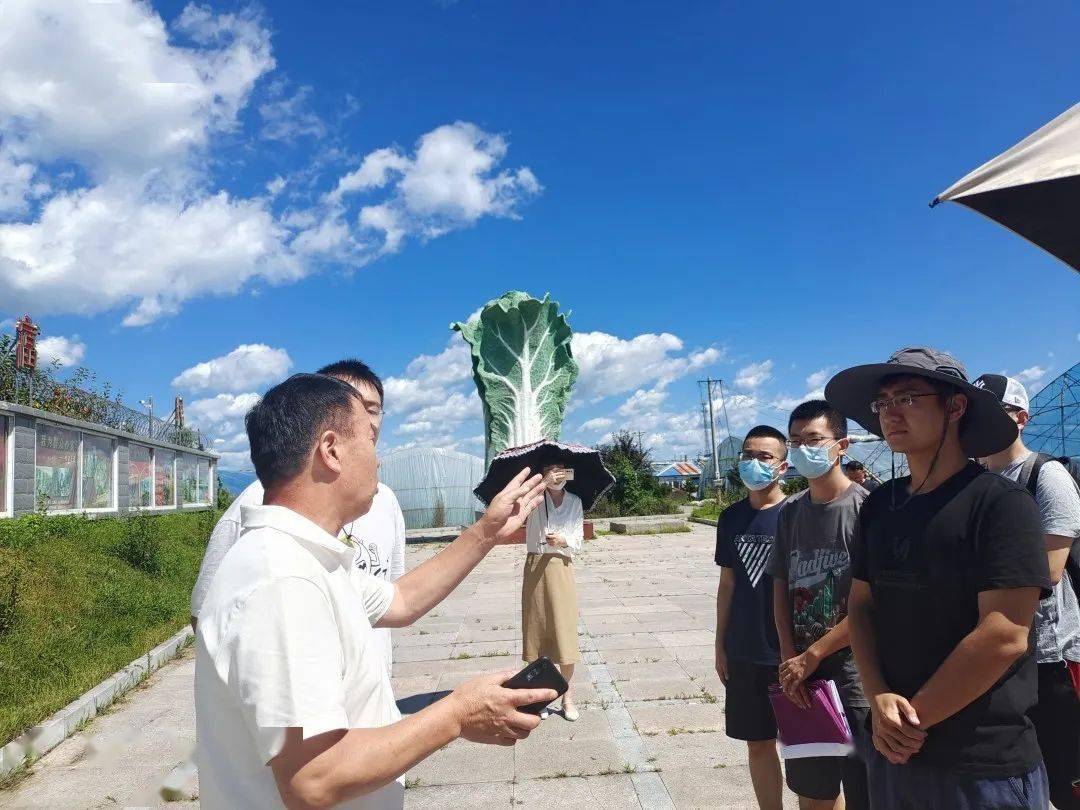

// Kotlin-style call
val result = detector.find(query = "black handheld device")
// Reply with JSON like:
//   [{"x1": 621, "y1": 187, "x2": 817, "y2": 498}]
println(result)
[{"x1": 502, "y1": 656, "x2": 569, "y2": 715}]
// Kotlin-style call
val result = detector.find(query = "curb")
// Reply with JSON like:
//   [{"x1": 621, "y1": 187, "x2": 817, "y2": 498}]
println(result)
[
  {"x1": 689, "y1": 517, "x2": 717, "y2": 527},
  {"x1": 0, "y1": 625, "x2": 195, "y2": 778}
]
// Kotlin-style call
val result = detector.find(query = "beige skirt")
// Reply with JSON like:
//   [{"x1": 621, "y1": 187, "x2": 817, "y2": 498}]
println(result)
[{"x1": 521, "y1": 552, "x2": 580, "y2": 665}]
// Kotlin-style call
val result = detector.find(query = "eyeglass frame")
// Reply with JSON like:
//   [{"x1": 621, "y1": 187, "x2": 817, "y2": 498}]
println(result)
[
  {"x1": 738, "y1": 449, "x2": 783, "y2": 463},
  {"x1": 784, "y1": 434, "x2": 842, "y2": 449},
  {"x1": 869, "y1": 392, "x2": 939, "y2": 415}
]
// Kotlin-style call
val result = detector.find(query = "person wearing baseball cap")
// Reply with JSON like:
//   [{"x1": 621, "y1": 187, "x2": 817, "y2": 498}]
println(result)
[
  {"x1": 825, "y1": 348, "x2": 1051, "y2": 809},
  {"x1": 977, "y1": 373, "x2": 1080, "y2": 810}
]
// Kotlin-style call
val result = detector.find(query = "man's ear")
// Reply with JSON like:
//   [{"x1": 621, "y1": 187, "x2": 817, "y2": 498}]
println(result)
[
  {"x1": 315, "y1": 429, "x2": 345, "y2": 474},
  {"x1": 946, "y1": 393, "x2": 969, "y2": 425},
  {"x1": 1015, "y1": 410, "x2": 1030, "y2": 430}
]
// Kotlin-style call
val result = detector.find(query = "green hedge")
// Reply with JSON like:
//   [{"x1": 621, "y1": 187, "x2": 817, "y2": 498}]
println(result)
[{"x1": 0, "y1": 509, "x2": 216, "y2": 745}]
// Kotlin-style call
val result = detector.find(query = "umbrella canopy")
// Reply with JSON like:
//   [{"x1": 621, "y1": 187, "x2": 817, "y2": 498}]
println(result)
[
  {"x1": 474, "y1": 439, "x2": 615, "y2": 512},
  {"x1": 932, "y1": 100, "x2": 1080, "y2": 275}
]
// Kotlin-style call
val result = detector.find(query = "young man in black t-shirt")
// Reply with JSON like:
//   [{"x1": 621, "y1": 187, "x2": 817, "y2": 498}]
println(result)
[
  {"x1": 826, "y1": 348, "x2": 1051, "y2": 809},
  {"x1": 715, "y1": 425, "x2": 789, "y2": 810}
]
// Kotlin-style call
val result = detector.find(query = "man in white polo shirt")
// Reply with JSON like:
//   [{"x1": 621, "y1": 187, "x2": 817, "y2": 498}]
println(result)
[
  {"x1": 190, "y1": 360, "x2": 406, "y2": 674},
  {"x1": 195, "y1": 373, "x2": 553, "y2": 809}
]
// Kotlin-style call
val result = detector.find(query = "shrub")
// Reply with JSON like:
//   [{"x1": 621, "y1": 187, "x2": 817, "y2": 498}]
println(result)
[{"x1": 114, "y1": 511, "x2": 163, "y2": 575}]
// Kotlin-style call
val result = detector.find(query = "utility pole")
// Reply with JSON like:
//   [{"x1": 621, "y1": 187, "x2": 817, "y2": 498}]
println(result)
[{"x1": 704, "y1": 379, "x2": 719, "y2": 489}]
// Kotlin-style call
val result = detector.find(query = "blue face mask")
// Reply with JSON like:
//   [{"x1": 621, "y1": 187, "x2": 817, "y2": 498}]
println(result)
[
  {"x1": 788, "y1": 441, "x2": 840, "y2": 480},
  {"x1": 738, "y1": 459, "x2": 780, "y2": 491}
]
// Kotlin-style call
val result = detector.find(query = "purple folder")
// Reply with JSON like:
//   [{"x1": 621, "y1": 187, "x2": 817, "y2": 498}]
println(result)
[{"x1": 767, "y1": 679, "x2": 854, "y2": 759}]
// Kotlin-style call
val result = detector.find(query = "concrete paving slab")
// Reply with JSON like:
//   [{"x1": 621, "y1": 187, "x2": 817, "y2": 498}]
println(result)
[{"x1": 1, "y1": 523, "x2": 782, "y2": 810}]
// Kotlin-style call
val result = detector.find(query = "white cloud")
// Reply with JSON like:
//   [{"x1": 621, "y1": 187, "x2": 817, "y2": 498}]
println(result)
[
  {"x1": 259, "y1": 83, "x2": 326, "y2": 142},
  {"x1": 172, "y1": 344, "x2": 292, "y2": 392},
  {"x1": 336, "y1": 122, "x2": 541, "y2": 257},
  {"x1": 735, "y1": 360, "x2": 773, "y2": 391},
  {"x1": 395, "y1": 391, "x2": 481, "y2": 438},
  {"x1": 1013, "y1": 365, "x2": 1049, "y2": 389},
  {"x1": 0, "y1": 3, "x2": 540, "y2": 325},
  {"x1": 383, "y1": 337, "x2": 473, "y2": 414},
  {"x1": 37, "y1": 334, "x2": 85, "y2": 367},
  {"x1": 1, "y1": 183, "x2": 299, "y2": 324},
  {"x1": 571, "y1": 331, "x2": 723, "y2": 401},
  {"x1": 580, "y1": 417, "x2": 614, "y2": 432},
  {"x1": 187, "y1": 391, "x2": 261, "y2": 439},
  {"x1": 806, "y1": 367, "x2": 834, "y2": 390},
  {"x1": 0, "y1": 0, "x2": 273, "y2": 179},
  {"x1": 617, "y1": 388, "x2": 668, "y2": 416}
]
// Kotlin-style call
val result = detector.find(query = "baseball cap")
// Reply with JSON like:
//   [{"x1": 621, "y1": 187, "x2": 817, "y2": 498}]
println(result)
[{"x1": 972, "y1": 374, "x2": 1030, "y2": 413}]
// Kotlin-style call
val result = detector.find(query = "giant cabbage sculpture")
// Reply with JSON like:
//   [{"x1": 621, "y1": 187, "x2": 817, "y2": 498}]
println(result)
[{"x1": 452, "y1": 291, "x2": 578, "y2": 464}]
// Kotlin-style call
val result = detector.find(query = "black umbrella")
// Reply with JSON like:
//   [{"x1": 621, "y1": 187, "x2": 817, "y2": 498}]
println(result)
[
  {"x1": 474, "y1": 439, "x2": 615, "y2": 512},
  {"x1": 932, "y1": 101, "x2": 1080, "y2": 275}
]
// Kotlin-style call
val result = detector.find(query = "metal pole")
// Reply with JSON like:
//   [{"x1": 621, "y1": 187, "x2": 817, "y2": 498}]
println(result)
[
  {"x1": 706, "y1": 378, "x2": 719, "y2": 489},
  {"x1": 1061, "y1": 383, "x2": 1067, "y2": 456}
]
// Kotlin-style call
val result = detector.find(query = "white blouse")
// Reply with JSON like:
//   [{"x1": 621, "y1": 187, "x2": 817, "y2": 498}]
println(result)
[{"x1": 525, "y1": 490, "x2": 585, "y2": 558}]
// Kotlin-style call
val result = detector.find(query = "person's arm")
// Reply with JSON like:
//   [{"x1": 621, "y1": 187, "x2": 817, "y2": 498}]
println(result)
[
  {"x1": 910, "y1": 587, "x2": 1040, "y2": 729},
  {"x1": 1047, "y1": 536, "x2": 1073, "y2": 586},
  {"x1": 714, "y1": 568, "x2": 735, "y2": 681},
  {"x1": 377, "y1": 468, "x2": 546, "y2": 628},
  {"x1": 1034, "y1": 461, "x2": 1080, "y2": 585},
  {"x1": 848, "y1": 578, "x2": 925, "y2": 764},
  {"x1": 779, "y1": 617, "x2": 854, "y2": 695},
  {"x1": 270, "y1": 670, "x2": 555, "y2": 809}
]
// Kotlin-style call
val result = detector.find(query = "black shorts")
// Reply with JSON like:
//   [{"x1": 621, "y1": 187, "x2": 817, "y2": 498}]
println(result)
[
  {"x1": 723, "y1": 660, "x2": 778, "y2": 742},
  {"x1": 785, "y1": 705, "x2": 871, "y2": 809}
]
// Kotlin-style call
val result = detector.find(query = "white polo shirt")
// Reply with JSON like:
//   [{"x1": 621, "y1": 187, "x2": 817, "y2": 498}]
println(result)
[
  {"x1": 195, "y1": 504, "x2": 405, "y2": 810},
  {"x1": 191, "y1": 481, "x2": 406, "y2": 674}
]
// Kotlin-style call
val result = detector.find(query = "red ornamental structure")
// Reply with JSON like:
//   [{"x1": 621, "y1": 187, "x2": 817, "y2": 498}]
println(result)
[{"x1": 15, "y1": 315, "x2": 39, "y2": 371}]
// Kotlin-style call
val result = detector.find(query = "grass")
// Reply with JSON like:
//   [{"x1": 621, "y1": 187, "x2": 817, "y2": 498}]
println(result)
[
  {"x1": 0, "y1": 508, "x2": 216, "y2": 745},
  {"x1": 404, "y1": 777, "x2": 421, "y2": 789}
]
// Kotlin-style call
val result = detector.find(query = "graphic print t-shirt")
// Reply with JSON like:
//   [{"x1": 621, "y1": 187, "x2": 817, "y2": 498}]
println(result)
[
  {"x1": 766, "y1": 483, "x2": 868, "y2": 707},
  {"x1": 714, "y1": 498, "x2": 783, "y2": 666}
]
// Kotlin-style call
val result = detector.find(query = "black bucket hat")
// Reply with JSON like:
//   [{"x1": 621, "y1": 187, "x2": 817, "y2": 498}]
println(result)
[{"x1": 824, "y1": 347, "x2": 1018, "y2": 458}]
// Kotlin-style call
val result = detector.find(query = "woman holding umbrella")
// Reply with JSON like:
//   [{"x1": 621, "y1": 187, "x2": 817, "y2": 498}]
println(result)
[{"x1": 475, "y1": 440, "x2": 615, "y2": 723}]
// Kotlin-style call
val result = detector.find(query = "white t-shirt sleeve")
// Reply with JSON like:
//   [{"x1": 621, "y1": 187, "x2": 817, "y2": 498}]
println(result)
[
  {"x1": 191, "y1": 518, "x2": 242, "y2": 618},
  {"x1": 352, "y1": 571, "x2": 397, "y2": 626},
  {"x1": 1035, "y1": 461, "x2": 1080, "y2": 539},
  {"x1": 229, "y1": 577, "x2": 350, "y2": 763},
  {"x1": 390, "y1": 496, "x2": 406, "y2": 582}
]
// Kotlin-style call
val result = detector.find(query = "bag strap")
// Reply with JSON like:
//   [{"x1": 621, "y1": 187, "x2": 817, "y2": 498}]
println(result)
[{"x1": 1018, "y1": 452, "x2": 1051, "y2": 498}]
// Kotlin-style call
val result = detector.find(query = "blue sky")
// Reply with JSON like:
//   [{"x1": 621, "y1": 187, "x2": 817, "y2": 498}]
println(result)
[{"x1": 1, "y1": 0, "x2": 1078, "y2": 472}]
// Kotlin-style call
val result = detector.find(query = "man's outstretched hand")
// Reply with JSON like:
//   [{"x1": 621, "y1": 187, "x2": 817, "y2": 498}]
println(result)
[{"x1": 477, "y1": 468, "x2": 547, "y2": 543}]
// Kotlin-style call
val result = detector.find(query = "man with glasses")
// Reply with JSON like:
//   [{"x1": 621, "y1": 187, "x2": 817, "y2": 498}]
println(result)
[
  {"x1": 715, "y1": 425, "x2": 790, "y2": 810},
  {"x1": 191, "y1": 359, "x2": 406, "y2": 676},
  {"x1": 976, "y1": 373, "x2": 1080, "y2": 810},
  {"x1": 766, "y1": 401, "x2": 871, "y2": 810},
  {"x1": 829, "y1": 348, "x2": 1050, "y2": 809}
]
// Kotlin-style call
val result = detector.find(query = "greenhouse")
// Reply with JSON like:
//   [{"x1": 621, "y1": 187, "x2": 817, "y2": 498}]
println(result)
[
  {"x1": 378, "y1": 446, "x2": 486, "y2": 530},
  {"x1": 1025, "y1": 361, "x2": 1080, "y2": 461}
]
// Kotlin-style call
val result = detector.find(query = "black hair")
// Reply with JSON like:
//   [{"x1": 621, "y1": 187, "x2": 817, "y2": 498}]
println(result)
[
  {"x1": 844, "y1": 460, "x2": 865, "y2": 472},
  {"x1": 744, "y1": 424, "x2": 788, "y2": 459},
  {"x1": 316, "y1": 359, "x2": 384, "y2": 402},
  {"x1": 246, "y1": 373, "x2": 363, "y2": 489},
  {"x1": 788, "y1": 399, "x2": 848, "y2": 438}
]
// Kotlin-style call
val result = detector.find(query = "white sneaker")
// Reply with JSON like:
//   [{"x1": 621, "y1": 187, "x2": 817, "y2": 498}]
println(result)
[
  {"x1": 562, "y1": 702, "x2": 580, "y2": 722},
  {"x1": 539, "y1": 709, "x2": 551, "y2": 720}
]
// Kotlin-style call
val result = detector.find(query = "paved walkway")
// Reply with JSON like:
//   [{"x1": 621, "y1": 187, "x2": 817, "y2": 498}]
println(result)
[{"x1": 1, "y1": 525, "x2": 796, "y2": 809}]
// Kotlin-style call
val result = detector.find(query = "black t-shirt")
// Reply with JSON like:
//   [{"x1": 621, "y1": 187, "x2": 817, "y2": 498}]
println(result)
[
  {"x1": 715, "y1": 498, "x2": 782, "y2": 666},
  {"x1": 852, "y1": 462, "x2": 1050, "y2": 776}
]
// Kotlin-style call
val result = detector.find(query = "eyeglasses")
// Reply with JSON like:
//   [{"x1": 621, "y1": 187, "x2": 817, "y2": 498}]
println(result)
[
  {"x1": 785, "y1": 435, "x2": 839, "y2": 449},
  {"x1": 739, "y1": 451, "x2": 779, "y2": 462},
  {"x1": 363, "y1": 404, "x2": 386, "y2": 418},
  {"x1": 869, "y1": 393, "x2": 938, "y2": 414}
]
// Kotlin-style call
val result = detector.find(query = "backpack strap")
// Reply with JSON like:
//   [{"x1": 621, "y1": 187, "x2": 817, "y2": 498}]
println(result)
[{"x1": 1018, "y1": 452, "x2": 1050, "y2": 498}]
